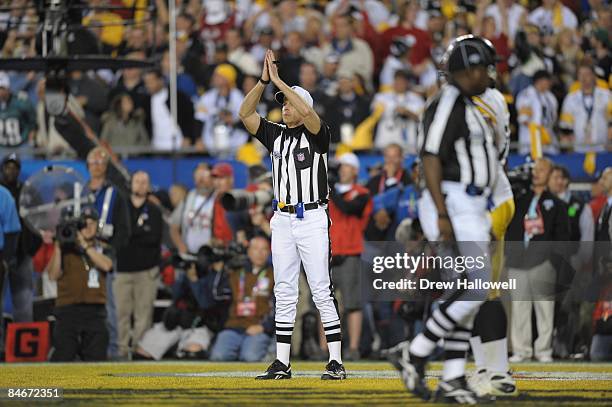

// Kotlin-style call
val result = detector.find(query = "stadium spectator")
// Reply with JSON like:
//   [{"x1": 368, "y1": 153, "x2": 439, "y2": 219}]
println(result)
[
  {"x1": 559, "y1": 64, "x2": 611, "y2": 153},
  {"x1": 249, "y1": 26, "x2": 279, "y2": 67},
  {"x1": 516, "y1": 70, "x2": 558, "y2": 155},
  {"x1": 589, "y1": 29, "x2": 610, "y2": 80},
  {"x1": 209, "y1": 237, "x2": 274, "y2": 362},
  {"x1": 226, "y1": 27, "x2": 260, "y2": 77},
  {"x1": 506, "y1": 158, "x2": 570, "y2": 363},
  {"x1": 474, "y1": 11, "x2": 511, "y2": 75},
  {"x1": 161, "y1": 49, "x2": 199, "y2": 103},
  {"x1": 170, "y1": 163, "x2": 232, "y2": 256},
  {"x1": 143, "y1": 69, "x2": 195, "y2": 150},
  {"x1": 528, "y1": 0, "x2": 578, "y2": 34},
  {"x1": 379, "y1": 1, "x2": 432, "y2": 69},
  {"x1": 194, "y1": 64, "x2": 246, "y2": 155},
  {"x1": 116, "y1": 26, "x2": 148, "y2": 56},
  {"x1": 365, "y1": 143, "x2": 412, "y2": 241},
  {"x1": 174, "y1": 12, "x2": 208, "y2": 88},
  {"x1": 327, "y1": 69, "x2": 370, "y2": 144},
  {"x1": 319, "y1": 13, "x2": 374, "y2": 90},
  {"x1": 483, "y1": 0, "x2": 527, "y2": 46},
  {"x1": 372, "y1": 70, "x2": 425, "y2": 154},
  {"x1": 48, "y1": 206, "x2": 113, "y2": 362},
  {"x1": 0, "y1": 71, "x2": 36, "y2": 157},
  {"x1": 85, "y1": 146, "x2": 131, "y2": 359},
  {"x1": 554, "y1": 28, "x2": 583, "y2": 89},
  {"x1": 277, "y1": 0, "x2": 307, "y2": 34},
  {"x1": 67, "y1": 70, "x2": 109, "y2": 134},
  {"x1": 100, "y1": 93, "x2": 149, "y2": 149},
  {"x1": 298, "y1": 62, "x2": 331, "y2": 126},
  {"x1": 108, "y1": 50, "x2": 148, "y2": 113},
  {"x1": 328, "y1": 153, "x2": 372, "y2": 361},
  {"x1": 277, "y1": 31, "x2": 306, "y2": 87},
  {"x1": 548, "y1": 165, "x2": 594, "y2": 243},
  {"x1": 380, "y1": 33, "x2": 437, "y2": 93},
  {"x1": 114, "y1": 171, "x2": 163, "y2": 359}
]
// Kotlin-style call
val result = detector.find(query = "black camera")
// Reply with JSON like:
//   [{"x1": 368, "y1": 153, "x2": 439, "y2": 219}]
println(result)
[
  {"x1": 220, "y1": 189, "x2": 273, "y2": 211},
  {"x1": 56, "y1": 217, "x2": 86, "y2": 250},
  {"x1": 169, "y1": 242, "x2": 248, "y2": 274},
  {"x1": 199, "y1": 241, "x2": 248, "y2": 270}
]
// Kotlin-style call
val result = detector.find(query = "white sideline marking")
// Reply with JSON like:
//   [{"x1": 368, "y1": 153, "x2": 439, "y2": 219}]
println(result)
[{"x1": 110, "y1": 370, "x2": 612, "y2": 381}]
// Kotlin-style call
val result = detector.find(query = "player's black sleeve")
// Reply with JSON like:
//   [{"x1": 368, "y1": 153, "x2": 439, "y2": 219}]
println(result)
[
  {"x1": 253, "y1": 118, "x2": 283, "y2": 152},
  {"x1": 308, "y1": 121, "x2": 331, "y2": 154}
]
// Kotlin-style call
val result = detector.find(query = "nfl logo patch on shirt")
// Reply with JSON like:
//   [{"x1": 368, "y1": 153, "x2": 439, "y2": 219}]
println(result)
[
  {"x1": 297, "y1": 152, "x2": 305, "y2": 162},
  {"x1": 273, "y1": 151, "x2": 282, "y2": 159}
]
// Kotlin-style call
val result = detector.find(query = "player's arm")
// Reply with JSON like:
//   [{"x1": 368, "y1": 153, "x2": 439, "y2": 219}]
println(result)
[
  {"x1": 267, "y1": 50, "x2": 321, "y2": 134},
  {"x1": 239, "y1": 55, "x2": 269, "y2": 135}
]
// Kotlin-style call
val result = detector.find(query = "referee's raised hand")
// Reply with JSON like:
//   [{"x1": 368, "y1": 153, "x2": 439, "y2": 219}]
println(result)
[
  {"x1": 261, "y1": 50, "x2": 270, "y2": 83},
  {"x1": 266, "y1": 50, "x2": 280, "y2": 86}
]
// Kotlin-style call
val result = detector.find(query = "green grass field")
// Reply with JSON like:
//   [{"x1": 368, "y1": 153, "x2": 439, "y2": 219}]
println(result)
[{"x1": 1, "y1": 361, "x2": 611, "y2": 405}]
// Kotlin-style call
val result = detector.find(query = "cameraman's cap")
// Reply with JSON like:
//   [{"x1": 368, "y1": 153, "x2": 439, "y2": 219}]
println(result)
[
  {"x1": 212, "y1": 162, "x2": 234, "y2": 178},
  {"x1": 338, "y1": 152, "x2": 360, "y2": 171},
  {"x1": 81, "y1": 205, "x2": 99, "y2": 221},
  {"x1": 2, "y1": 153, "x2": 20, "y2": 169},
  {"x1": 274, "y1": 86, "x2": 314, "y2": 108}
]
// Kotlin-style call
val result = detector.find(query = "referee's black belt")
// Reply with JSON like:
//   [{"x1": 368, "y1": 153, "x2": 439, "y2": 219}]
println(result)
[{"x1": 278, "y1": 199, "x2": 328, "y2": 213}]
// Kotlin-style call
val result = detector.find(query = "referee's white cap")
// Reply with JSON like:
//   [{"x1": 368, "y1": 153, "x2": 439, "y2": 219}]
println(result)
[
  {"x1": 275, "y1": 86, "x2": 314, "y2": 108},
  {"x1": 338, "y1": 152, "x2": 360, "y2": 171}
]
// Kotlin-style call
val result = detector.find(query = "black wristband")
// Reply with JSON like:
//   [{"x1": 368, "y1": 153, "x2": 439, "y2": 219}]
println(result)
[{"x1": 259, "y1": 78, "x2": 270, "y2": 85}]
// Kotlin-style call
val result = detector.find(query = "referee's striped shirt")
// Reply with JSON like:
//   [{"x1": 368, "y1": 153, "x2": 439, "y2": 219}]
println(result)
[
  {"x1": 253, "y1": 118, "x2": 331, "y2": 205},
  {"x1": 418, "y1": 85, "x2": 498, "y2": 189}
]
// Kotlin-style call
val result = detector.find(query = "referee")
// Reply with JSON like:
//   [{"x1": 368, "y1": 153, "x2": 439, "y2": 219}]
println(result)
[
  {"x1": 389, "y1": 37, "x2": 499, "y2": 403},
  {"x1": 239, "y1": 50, "x2": 345, "y2": 380}
]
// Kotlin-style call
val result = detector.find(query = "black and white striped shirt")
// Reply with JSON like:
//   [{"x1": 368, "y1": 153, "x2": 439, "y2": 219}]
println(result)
[
  {"x1": 254, "y1": 118, "x2": 330, "y2": 205},
  {"x1": 419, "y1": 85, "x2": 498, "y2": 189}
]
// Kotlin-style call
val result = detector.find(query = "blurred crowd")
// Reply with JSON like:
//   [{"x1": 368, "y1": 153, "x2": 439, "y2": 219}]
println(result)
[{"x1": 0, "y1": 0, "x2": 609, "y2": 161}]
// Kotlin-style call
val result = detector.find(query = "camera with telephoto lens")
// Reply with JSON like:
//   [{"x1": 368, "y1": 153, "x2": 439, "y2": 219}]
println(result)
[
  {"x1": 170, "y1": 242, "x2": 249, "y2": 276},
  {"x1": 56, "y1": 205, "x2": 99, "y2": 251},
  {"x1": 220, "y1": 189, "x2": 273, "y2": 211}
]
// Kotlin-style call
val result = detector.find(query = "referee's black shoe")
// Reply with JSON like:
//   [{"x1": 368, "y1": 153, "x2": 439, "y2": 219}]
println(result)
[
  {"x1": 387, "y1": 342, "x2": 431, "y2": 401},
  {"x1": 255, "y1": 359, "x2": 292, "y2": 380},
  {"x1": 321, "y1": 360, "x2": 347, "y2": 380}
]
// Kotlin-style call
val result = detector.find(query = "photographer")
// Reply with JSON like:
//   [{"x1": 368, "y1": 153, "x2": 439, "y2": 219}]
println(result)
[
  {"x1": 210, "y1": 237, "x2": 274, "y2": 362},
  {"x1": 328, "y1": 153, "x2": 372, "y2": 360},
  {"x1": 135, "y1": 246, "x2": 231, "y2": 360},
  {"x1": 48, "y1": 206, "x2": 113, "y2": 362},
  {"x1": 114, "y1": 171, "x2": 163, "y2": 359}
]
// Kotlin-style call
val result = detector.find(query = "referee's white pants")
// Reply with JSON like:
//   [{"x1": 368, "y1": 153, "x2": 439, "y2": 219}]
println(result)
[
  {"x1": 418, "y1": 182, "x2": 492, "y2": 323},
  {"x1": 270, "y1": 207, "x2": 340, "y2": 325}
]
